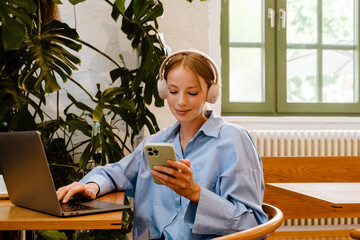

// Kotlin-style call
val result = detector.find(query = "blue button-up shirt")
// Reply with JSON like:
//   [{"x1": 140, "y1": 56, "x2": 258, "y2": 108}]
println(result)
[{"x1": 80, "y1": 111, "x2": 267, "y2": 239}]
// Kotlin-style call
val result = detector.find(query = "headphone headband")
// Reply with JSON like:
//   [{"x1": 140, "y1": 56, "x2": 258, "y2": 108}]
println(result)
[
  {"x1": 159, "y1": 49, "x2": 219, "y2": 84},
  {"x1": 158, "y1": 49, "x2": 220, "y2": 103}
]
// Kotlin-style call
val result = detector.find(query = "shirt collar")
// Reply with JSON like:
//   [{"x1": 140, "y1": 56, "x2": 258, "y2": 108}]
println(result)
[{"x1": 163, "y1": 110, "x2": 223, "y2": 142}]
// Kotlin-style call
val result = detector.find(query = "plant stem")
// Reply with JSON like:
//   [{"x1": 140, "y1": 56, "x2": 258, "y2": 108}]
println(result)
[
  {"x1": 104, "y1": 0, "x2": 113, "y2": 6},
  {"x1": 65, "y1": 130, "x2": 75, "y2": 149},
  {"x1": 57, "y1": 91, "x2": 59, "y2": 120},
  {"x1": 68, "y1": 139, "x2": 91, "y2": 152},
  {"x1": 73, "y1": 4, "x2": 77, "y2": 30},
  {"x1": 37, "y1": 0, "x2": 42, "y2": 35},
  {"x1": 68, "y1": 76, "x2": 97, "y2": 102},
  {"x1": 114, "y1": 133, "x2": 132, "y2": 153},
  {"x1": 76, "y1": 39, "x2": 122, "y2": 68}
]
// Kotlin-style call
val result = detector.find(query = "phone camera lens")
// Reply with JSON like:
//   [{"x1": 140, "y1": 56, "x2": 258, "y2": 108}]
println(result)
[{"x1": 153, "y1": 150, "x2": 159, "y2": 155}]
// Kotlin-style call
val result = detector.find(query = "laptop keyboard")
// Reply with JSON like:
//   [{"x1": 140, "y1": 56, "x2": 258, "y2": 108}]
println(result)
[{"x1": 61, "y1": 202, "x2": 98, "y2": 212}]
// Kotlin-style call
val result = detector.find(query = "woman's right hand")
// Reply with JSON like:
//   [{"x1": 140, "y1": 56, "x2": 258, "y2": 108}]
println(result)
[{"x1": 56, "y1": 182, "x2": 99, "y2": 203}]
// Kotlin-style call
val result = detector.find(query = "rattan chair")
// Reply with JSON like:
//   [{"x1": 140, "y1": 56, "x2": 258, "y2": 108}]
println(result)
[{"x1": 211, "y1": 203, "x2": 284, "y2": 240}]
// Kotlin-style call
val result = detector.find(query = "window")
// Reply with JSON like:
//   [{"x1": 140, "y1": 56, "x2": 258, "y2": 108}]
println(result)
[{"x1": 221, "y1": 0, "x2": 360, "y2": 116}]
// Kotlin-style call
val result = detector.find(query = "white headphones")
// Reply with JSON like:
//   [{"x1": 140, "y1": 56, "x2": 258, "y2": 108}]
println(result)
[{"x1": 158, "y1": 49, "x2": 220, "y2": 104}]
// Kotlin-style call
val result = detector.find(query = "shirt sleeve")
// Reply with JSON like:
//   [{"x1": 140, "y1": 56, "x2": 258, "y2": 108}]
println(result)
[
  {"x1": 79, "y1": 141, "x2": 144, "y2": 197},
  {"x1": 184, "y1": 128, "x2": 268, "y2": 235}
]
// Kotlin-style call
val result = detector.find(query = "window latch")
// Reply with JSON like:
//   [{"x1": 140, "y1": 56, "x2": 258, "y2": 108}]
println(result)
[
  {"x1": 268, "y1": 8, "x2": 275, "y2": 28},
  {"x1": 279, "y1": 9, "x2": 286, "y2": 29}
]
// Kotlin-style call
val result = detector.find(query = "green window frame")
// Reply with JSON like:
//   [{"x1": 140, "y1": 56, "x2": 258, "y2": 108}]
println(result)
[{"x1": 221, "y1": 0, "x2": 360, "y2": 116}]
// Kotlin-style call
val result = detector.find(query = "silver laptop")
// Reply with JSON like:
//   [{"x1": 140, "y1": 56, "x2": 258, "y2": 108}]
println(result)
[{"x1": 0, "y1": 131, "x2": 131, "y2": 217}]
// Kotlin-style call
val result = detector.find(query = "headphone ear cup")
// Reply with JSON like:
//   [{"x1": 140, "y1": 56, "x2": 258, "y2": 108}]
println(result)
[
  {"x1": 157, "y1": 79, "x2": 167, "y2": 99},
  {"x1": 207, "y1": 83, "x2": 220, "y2": 104}
]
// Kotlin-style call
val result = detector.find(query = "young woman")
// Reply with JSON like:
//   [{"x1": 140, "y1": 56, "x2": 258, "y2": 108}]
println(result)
[{"x1": 57, "y1": 49, "x2": 268, "y2": 239}]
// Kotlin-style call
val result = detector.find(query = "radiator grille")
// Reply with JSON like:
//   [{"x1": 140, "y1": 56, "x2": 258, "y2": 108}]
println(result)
[
  {"x1": 249, "y1": 130, "x2": 360, "y2": 157},
  {"x1": 248, "y1": 129, "x2": 360, "y2": 227}
]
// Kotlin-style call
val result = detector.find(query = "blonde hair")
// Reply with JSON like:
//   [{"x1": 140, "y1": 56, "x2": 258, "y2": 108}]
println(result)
[{"x1": 163, "y1": 52, "x2": 215, "y2": 88}]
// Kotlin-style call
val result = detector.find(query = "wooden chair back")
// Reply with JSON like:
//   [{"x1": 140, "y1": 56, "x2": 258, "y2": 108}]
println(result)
[
  {"x1": 211, "y1": 203, "x2": 284, "y2": 240},
  {"x1": 350, "y1": 228, "x2": 360, "y2": 239}
]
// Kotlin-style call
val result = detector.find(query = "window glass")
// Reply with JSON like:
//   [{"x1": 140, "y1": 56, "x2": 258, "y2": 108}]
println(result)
[
  {"x1": 287, "y1": 49, "x2": 317, "y2": 103},
  {"x1": 229, "y1": 0, "x2": 262, "y2": 43},
  {"x1": 323, "y1": 50, "x2": 355, "y2": 103},
  {"x1": 323, "y1": 0, "x2": 354, "y2": 45},
  {"x1": 287, "y1": 0, "x2": 317, "y2": 44},
  {"x1": 229, "y1": 48, "x2": 263, "y2": 102}
]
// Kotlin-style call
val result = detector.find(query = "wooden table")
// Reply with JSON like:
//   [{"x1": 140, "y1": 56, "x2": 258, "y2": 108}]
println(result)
[
  {"x1": 0, "y1": 192, "x2": 126, "y2": 230},
  {"x1": 266, "y1": 182, "x2": 360, "y2": 212}
]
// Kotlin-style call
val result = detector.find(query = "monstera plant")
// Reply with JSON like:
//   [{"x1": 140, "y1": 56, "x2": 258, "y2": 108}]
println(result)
[{"x1": 1, "y1": 0, "x2": 167, "y2": 179}]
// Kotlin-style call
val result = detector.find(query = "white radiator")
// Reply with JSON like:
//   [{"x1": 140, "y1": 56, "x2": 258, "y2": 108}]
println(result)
[
  {"x1": 249, "y1": 130, "x2": 360, "y2": 157},
  {"x1": 248, "y1": 129, "x2": 360, "y2": 228}
]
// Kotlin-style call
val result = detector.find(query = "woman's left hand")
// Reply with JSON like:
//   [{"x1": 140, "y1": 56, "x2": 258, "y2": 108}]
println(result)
[{"x1": 151, "y1": 159, "x2": 201, "y2": 203}]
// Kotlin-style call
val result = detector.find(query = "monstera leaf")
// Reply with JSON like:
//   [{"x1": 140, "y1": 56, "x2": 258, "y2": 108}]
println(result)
[
  {"x1": 18, "y1": 20, "x2": 82, "y2": 93},
  {"x1": 0, "y1": 0, "x2": 36, "y2": 50},
  {"x1": 111, "y1": 0, "x2": 166, "y2": 107}
]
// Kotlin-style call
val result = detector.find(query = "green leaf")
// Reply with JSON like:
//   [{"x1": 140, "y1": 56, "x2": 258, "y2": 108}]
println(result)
[
  {"x1": 19, "y1": 20, "x2": 81, "y2": 93},
  {"x1": 79, "y1": 142, "x2": 93, "y2": 170},
  {"x1": 68, "y1": 0, "x2": 87, "y2": 5},
  {"x1": 36, "y1": 230, "x2": 67, "y2": 240},
  {"x1": 53, "y1": 58, "x2": 73, "y2": 76},
  {"x1": 143, "y1": 115, "x2": 156, "y2": 134},
  {"x1": 108, "y1": 106, "x2": 138, "y2": 131},
  {"x1": 132, "y1": 0, "x2": 152, "y2": 21},
  {"x1": 34, "y1": 69, "x2": 61, "y2": 93},
  {"x1": 65, "y1": 114, "x2": 92, "y2": 136},
  {"x1": 10, "y1": 0, "x2": 37, "y2": 13},
  {"x1": 0, "y1": 0, "x2": 36, "y2": 50},
  {"x1": 131, "y1": 31, "x2": 142, "y2": 49},
  {"x1": 0, "y1": 97, "x2": 16, "y2": 123},
  {"x1": 113, "y1": 99, "x2": 136, "y2": 113},
  {"x1": 139, "y1": 3, "x2": 164, "y2": 23},
  {"x1": 26, "y1": 97, "x2": 45, "y2": 122},
  {"x1": 44, "y1": 20, "x2": 80, "y2": 40},
  {"x1": 1, "y1": 17, "x2": 25, "y2": 51},
  {"x1": 111, "y1": 3, "x2": 121, "y2": 21},
  {"x1": 10, "y1": 107, "x2": 37, "y2": 131},
  {"x1": 93, "y1": 104, "x2": 104, "y2": 122},
  {"x1": 53, "y1": 36, "x2": 82, "y2": 52},
  {"x1": 145, "y1": 108, "x2": 160, "y2": 132},
  {"x1": 5, "y1": 4, "x2": 33, "y2": 27},
  {"x1": 110, "y1": 67, "x2": 127, "y2": 82},
  {"x1": 121, "y1": 1, "x2": 137, "y2": 39},
  {"x1": 100, "y1": 87, "x2": 128, "y2": 102},
  {"x1": 114, "y1": 0, "x2": 126, "y2": 14},
  {"x1": 67, "y1": 93, "x2": 94, "y2": 112}
]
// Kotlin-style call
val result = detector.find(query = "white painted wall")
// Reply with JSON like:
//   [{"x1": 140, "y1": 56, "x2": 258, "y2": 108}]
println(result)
[{"x1": 56, "y1": 0, "x2": 360, "y2": 133}]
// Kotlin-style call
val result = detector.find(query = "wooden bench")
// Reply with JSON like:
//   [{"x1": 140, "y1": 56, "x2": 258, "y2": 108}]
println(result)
[{"x1": 262, "y1": 156, "x2": 360, "y2": 219}]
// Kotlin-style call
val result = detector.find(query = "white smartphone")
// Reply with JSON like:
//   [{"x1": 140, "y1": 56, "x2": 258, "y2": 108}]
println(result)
[{"x1": 144, "y1": 143, "x2": 177, "y2": 184}]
